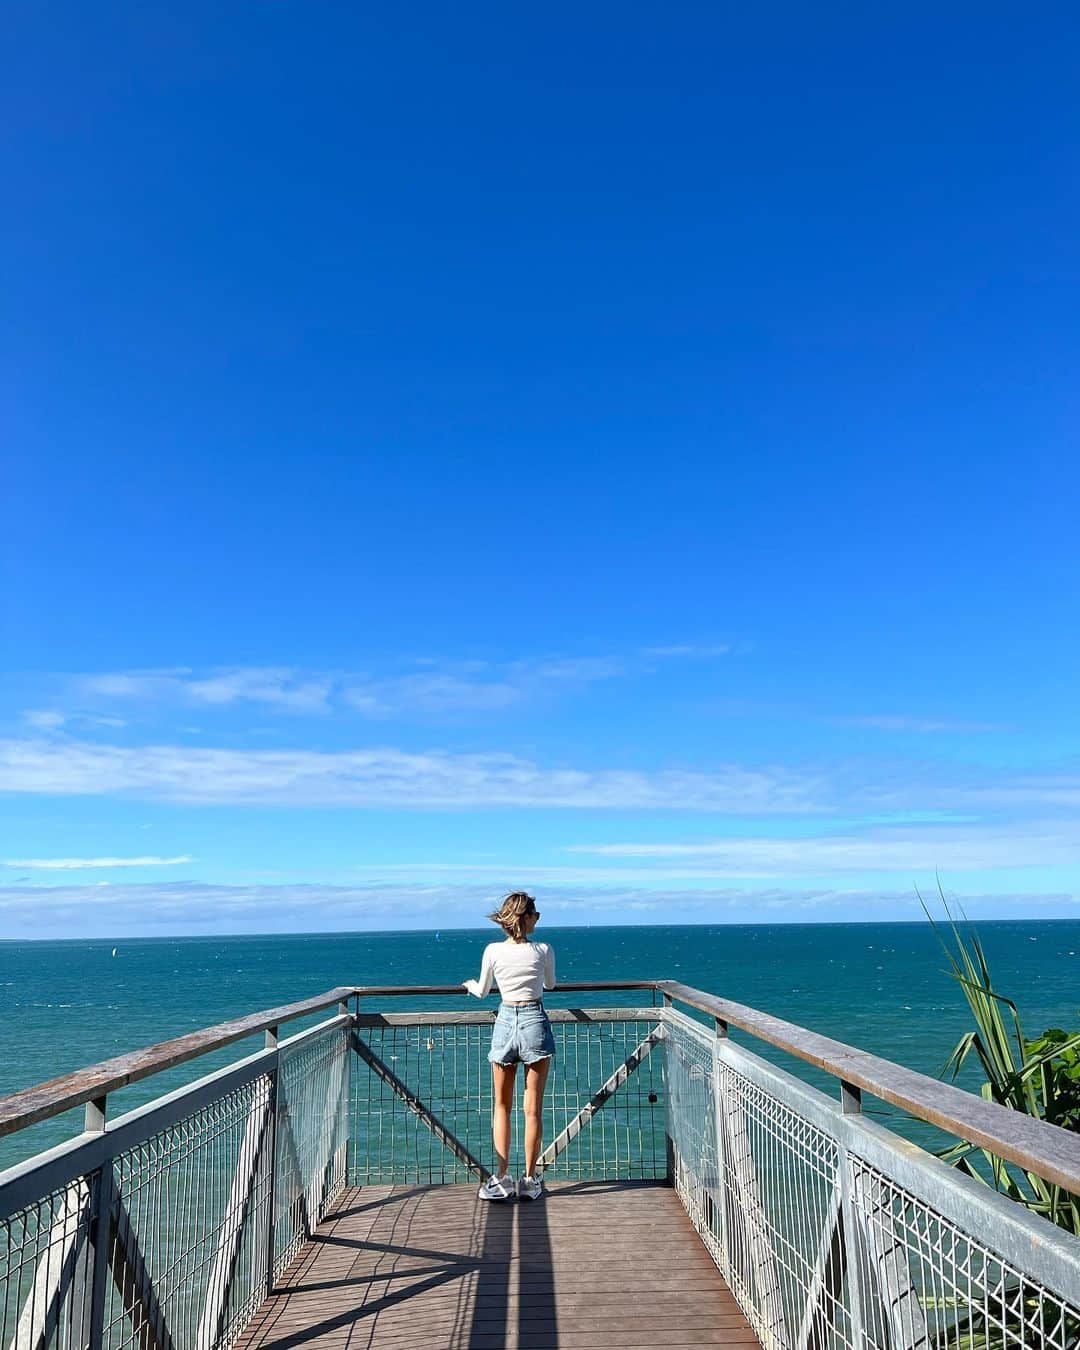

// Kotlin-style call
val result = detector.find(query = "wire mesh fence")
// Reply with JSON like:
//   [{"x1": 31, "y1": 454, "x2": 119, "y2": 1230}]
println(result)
[
  {"x1": 105, "y1": 1070, "x2": 274, "y2": 1350},
  {"x1": 0, "y1": 1178, "x2": 96, "y2": 1350},
  {"x1": 271, "y1": 1023, "x2": 350, "y2": 1279},
  {"x1": 851, "y1": 1159, "x2": 1080, "y2": 1350},
  {"x1": 662, "y1": 1005, "x2": 1080, "y2": 1350},
  {"x1": 350, "y1": 1011, "x2": 668, "y2": 1184},
  {"x1": 0, "y1": 1016, "x2": 350, "y2": 1350},
  {"x1": 5, "y1": 992, "x2": 1080, "y2": 1350}
]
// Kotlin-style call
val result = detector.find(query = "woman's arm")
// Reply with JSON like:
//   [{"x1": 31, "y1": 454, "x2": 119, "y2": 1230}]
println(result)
[
  {"x1": 543, "y1": 943, "x2": 556, "y2": 990},
  {"x1": 463, "y1": 945, "x2": 495, "y2": 998}
]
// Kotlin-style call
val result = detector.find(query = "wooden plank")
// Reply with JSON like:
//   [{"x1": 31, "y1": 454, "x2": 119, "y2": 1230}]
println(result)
[
  {"x1": 0, "y1": 990, "x2": 354, "y2": 1139},
  {"x1": 657, "y1": 980, "x2": 1080, "y2": 1195},
  {"x1": 233, "y1": 1183, "x2": 758, "y2": 1350},
  {"x1": 354, "y1": 982, "x2": 658, "y2": 998}
]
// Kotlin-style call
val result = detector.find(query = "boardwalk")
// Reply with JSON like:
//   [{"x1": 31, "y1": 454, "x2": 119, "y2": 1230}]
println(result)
[{"x1": 236, "y1": 1181, "x2": 758, "y2": 1350}]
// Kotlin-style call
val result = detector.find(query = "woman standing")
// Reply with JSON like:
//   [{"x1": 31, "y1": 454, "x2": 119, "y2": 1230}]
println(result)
[{"x1": 463, "y1": 891, "x2": 556, "y2": 1201}]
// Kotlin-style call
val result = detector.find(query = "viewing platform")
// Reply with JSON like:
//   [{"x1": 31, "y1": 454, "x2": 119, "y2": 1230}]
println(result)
[{"x1": 1, "y1": 982, "x2": 1078, "y2": 1350}]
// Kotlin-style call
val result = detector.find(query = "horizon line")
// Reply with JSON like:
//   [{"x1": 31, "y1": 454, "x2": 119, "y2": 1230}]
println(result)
[{"x1": 2, "y1": 914, "x2": 1078, "y2": 944}]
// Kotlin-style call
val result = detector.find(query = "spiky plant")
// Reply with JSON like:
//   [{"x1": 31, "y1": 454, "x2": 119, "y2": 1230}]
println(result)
[
  {"x1": 919, "y1": 892, "x2": 1080, "y2": 1235},
  {"x1": 916, "y1": 893, "x2": 1080, "y2": 1349}
]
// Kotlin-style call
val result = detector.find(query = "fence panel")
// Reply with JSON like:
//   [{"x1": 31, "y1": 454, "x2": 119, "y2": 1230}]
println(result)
[
  {"x1": 1, "y1": 1178, "x2": 96, "y2": 1350},
  {"x1": 0, "y1": 1019, "x2": 351, "y2": 1350},
  {"x1": 271, "y1": 1024, "x2": 350, "y2": 1279},
  {"x1": 350, "y1": 1012, "x2": 667, "y2": 1184},
  {"x1": 662, "y1": 1005, "x2": 1080, "y2": 1350}
]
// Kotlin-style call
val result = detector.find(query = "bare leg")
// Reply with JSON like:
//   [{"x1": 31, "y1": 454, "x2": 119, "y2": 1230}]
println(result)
[
  {"x1": 491, "y1": 1062, "x2": 518, "y2": 1176},
  {"x1": 523, "y1": 1057, "x2": 551, "y2": 1177}
]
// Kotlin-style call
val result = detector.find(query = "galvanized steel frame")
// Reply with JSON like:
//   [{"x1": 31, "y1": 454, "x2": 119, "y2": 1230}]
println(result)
[
  {"x1": 0, "y1": 1014, "x2": 350, "y2": 1350},
  {"x1": 661, "y1": 1003, "x2": 1080, "y2": 1350},
  {"x1": 4, "y1": 979, "x2": 1080, "y2": 1350}
]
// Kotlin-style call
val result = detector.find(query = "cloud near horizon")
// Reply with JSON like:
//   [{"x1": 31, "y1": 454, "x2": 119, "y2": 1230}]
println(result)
[{"x1": 0, "y1": 879, "x2": 1073, "y2": 938}]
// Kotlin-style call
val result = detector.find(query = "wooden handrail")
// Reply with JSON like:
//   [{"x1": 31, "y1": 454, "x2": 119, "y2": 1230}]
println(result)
[
  {"x1": 0, "y1": 982, "x2": 658, "y2": 1140},
  {"x1": 353, "y1": 981, "x2": 658, "y2": 997},
  {"x1": 5, "y1": 974, "x2": 1078, "y2": 1197},
  {"x1": 657, "y1": 979, "x2": 1080, "y2": 1196},
  {"x1": 0, "y1": 986, "x2": 356, "y2": 1140}
]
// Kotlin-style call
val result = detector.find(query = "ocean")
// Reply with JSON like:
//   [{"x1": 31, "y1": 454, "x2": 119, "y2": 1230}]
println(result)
[{"x1": 2, "y1": 919, "x2": 1078, "y2": 1171}]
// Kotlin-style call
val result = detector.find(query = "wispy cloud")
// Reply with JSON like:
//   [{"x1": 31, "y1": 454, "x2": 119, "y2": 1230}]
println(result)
[
  {"x1": 20, "y1": 710, "x2": 127, "y2": 732},
  {"x1": 21, "y1": 710, "x2": 67, "y2": 731},
  {"x1": 342, "y1": 673, "x2": 523, "y2": 717},
  {"x1": 4, "y1": 855, "x2": 194, "y2": 870},
  {"x1": 641, "y1": 644, "x2": 733, "y2": 659},
  {"x1": 78, "y1": 668, "x2": 333, "y2": 714},
  {"x1": 569, "y1": 820, "x2": 1080, "y2": 874},
  {"x1": 0, "y1": 735, "x2": 821, "y2": 811},
  {"x1": 828, "y1": 714, "x2": 1007, "y2": 734},
  {"x1": 58, "y1": 648, "x2": 735, "y2": 723}
]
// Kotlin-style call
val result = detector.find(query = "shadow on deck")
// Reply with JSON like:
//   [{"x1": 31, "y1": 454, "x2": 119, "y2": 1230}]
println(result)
[{"x1": 236, "y1": 1181, "x2": 759, "y2": 1350}]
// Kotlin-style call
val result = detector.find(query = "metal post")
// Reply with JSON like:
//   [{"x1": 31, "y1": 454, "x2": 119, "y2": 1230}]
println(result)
[
  {"x1": 87, "y1": 1163, "x2": 116, "y2": 1350},
  {"x1": 838, "y1": 1151, "x2": 867, "y2": 1350},
  {"x1": 658, "y1": 1009, "x2": 675, "y2": 1182},
  {"x1": 841, "y1": 1080, "x2": 862, "y2": 1115},
  {"x1": 264, "y1": 1046, "x2": 281, "y2": 1296},
  {"x1": 345, "y1": 998, "x2": 357, "y2": 1183},
  {"x1": 711, "y1": 1022, "x2": 732, "y2": 1280}
]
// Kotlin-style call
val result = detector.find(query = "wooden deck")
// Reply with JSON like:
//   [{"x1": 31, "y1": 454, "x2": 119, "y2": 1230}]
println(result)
[{"x1": 236, "y1": 1182, "x2": 759, "y2": 1350}]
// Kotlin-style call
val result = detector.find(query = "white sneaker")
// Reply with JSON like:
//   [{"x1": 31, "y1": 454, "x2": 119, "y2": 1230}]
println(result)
[
  {"x1": 518, "y1": 1174, "x2": 543, "y2": 1201},
  {"x1": 478, "y1": 1174, "x2": 515, "y2": 1202}
]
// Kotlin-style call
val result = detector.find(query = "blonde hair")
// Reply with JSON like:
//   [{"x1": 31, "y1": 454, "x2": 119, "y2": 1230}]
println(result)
[{"x1": 487, "y1": 891, "x2": 537, "y2": 942}]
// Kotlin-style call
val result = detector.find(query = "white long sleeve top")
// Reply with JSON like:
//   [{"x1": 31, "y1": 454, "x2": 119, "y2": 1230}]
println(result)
[{"x1": 463, "y1": 939, "x2": 556, "y2": 1002}]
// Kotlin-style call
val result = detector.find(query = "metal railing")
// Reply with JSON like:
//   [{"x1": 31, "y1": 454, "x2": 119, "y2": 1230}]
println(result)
[
  {"x1": 1, "y1": 979, "x2": 1078, "y2": 1350},
  {"x1": 350, "y1": 1006, "x2": 666, "y2": 1184},
  {"x1": 0, "y1": 996, "x2": 354, "y2": 1350},
  {"x1": 659, "y1": 984, "x2": 1080, "y2": 1350}
]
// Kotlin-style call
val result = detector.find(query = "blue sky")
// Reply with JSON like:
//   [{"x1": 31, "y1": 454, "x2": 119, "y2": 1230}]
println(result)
[{"x1": 2, "y1": 4, "x2": 1079, "y2": 936}]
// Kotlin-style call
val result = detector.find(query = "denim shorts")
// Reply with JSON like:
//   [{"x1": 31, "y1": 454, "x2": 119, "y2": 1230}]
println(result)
[{"x1": 488, "y1": 1001, "x2": 556, "y2": 1066}]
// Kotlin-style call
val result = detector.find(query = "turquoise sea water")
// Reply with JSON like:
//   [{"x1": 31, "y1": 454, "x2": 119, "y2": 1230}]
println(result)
[{"x1": 2, "y1": 919, "x2": 1078, "y2": 1171}]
